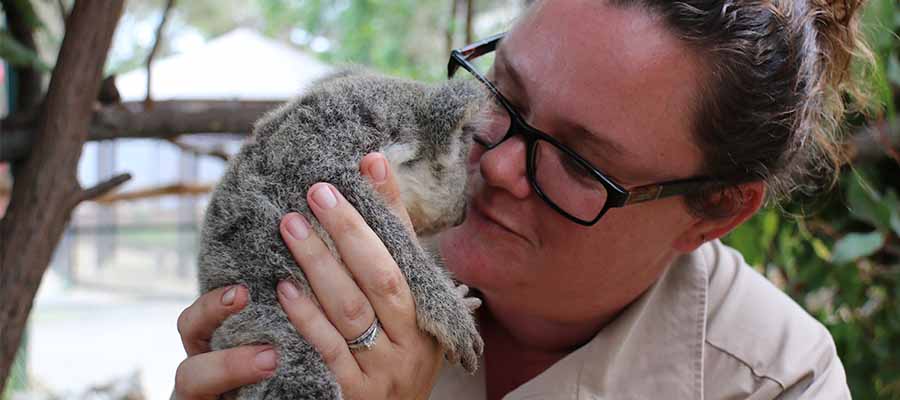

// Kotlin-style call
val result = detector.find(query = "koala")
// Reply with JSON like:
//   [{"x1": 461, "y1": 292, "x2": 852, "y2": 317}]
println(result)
[{"x1": 197, "y1": 68, "x2": 486, "y2": 399}]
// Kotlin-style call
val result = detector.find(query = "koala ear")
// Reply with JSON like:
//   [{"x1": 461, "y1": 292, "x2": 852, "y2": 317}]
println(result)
[{"x1": 424, "y1": 79, "x2": 486, "y2": 139}]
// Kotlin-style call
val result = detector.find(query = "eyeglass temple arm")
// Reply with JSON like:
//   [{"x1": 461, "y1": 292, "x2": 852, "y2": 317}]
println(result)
[
  {"x1": 448, "y1": 32, "x2": 506, "y2": 78},
  {"x1": 623, "y1": 180, "x2": 713, "y2": 206}
]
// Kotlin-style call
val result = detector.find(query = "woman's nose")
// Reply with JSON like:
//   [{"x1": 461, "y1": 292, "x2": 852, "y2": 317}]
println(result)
[{"x1": 477, "y1": 135, "x2": 531, "y2": 199}]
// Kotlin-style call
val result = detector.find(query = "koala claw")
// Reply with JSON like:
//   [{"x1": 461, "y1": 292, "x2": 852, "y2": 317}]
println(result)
[
  {"x1": 440, "y1": 284, "x2": 484, "y2": 373},
  {"x1": 419, "y1": 283, "x2": 484, "y2": 374},
  {"x1": 442, "y1": 321, "x2": 484, "y2": 374},
  {"x1": 461, "y1": 328, "x2": 485, "y2": 373},
  {"x1": 463, "y1": 297, "x2": 482, "y2": 312},
  {"x1": 454, "y1": 284, "x2": 482, "y2": 311}
]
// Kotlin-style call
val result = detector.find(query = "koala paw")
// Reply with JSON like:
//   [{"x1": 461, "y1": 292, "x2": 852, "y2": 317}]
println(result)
[{"x1": 416, "y1": 284, "x2": 484, "y2": 374}]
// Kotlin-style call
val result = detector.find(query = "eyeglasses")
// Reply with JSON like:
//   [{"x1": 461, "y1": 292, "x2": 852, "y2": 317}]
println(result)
[{"x1": 448, "y1": 32, "x2": 718, "y2": 226}]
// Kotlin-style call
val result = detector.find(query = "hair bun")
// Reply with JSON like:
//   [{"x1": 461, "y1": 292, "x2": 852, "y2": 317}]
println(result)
[{"x1": 808, "y1": 0, "x2": 869, "y2": 87}]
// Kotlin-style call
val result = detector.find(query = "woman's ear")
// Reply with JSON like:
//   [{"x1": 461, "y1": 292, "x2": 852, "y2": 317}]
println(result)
[{"x1": 673, "y1": 181, "x2": 766, "y2": 252}]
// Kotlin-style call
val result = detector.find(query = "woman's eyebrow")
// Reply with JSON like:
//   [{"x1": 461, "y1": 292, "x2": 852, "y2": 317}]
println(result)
[
  {"x1": 494, "y1": 44, "x2": 528, "y2": 101},
  {"x1": 497, "y1": 41, "x2": 635, "y2": 171},
  {"x1": 569, "y1": 125, "x2": 631, "y2": 160}
]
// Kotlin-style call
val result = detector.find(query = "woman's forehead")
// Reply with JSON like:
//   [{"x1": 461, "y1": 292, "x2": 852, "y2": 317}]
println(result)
[{"x1": 501, "y1": 0, "x2": 708, "y2": 180}]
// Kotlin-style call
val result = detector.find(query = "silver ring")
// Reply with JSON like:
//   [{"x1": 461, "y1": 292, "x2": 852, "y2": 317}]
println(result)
[{"x1": 346, "y1": 319, "x2": 380, "y2": 351}]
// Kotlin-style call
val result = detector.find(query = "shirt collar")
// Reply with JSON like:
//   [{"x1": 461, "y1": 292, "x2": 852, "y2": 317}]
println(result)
[{"x1": 503, "y1": 245, "x2": 711, "y2": 399}]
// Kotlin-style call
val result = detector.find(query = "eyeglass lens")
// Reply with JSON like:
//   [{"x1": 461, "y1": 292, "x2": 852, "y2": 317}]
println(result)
[{"x1": 451, "y1": 59, "x2": 609, "y2": 222}]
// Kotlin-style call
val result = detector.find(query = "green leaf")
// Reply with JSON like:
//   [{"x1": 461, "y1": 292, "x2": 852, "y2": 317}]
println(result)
[
  {"x1": 3, "y1": 0, "x2": 46, "y2": 31},
  {"x1": 888, "y1": 53, "x2": 900, "y2": 87},
  {"x1": 885, "y1": 189, "x2": 900, "y2": 210},
  {"x1": 861, "y1": 0, "x2": 896, "y2": 51},
  {"x1": 0, "y1": 29, "x2": 51, "y2": 71},
  {"x1": 869, "y1": 52, "x2": 897, "y2": 116},
  {"x1": 760, "y1": 209, "x2": 779, "y2": 247},
  {"x1": 831, "y1": 231, "x2": 886, "y2": 264},
  {"x1": 846, "y1": 173, "x2": 894, "y2": 231},
  {"x1": 812, "y1": 238, "x2": 832, "y2": 261},
  {"x1": 890, "y1": 211, "x2": 900, "y2": 237}
]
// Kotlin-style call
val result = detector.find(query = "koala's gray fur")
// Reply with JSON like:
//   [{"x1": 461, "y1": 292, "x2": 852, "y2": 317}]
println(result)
[{"x1": 197, "y1": 68, "x2": 486, "y2": 399}]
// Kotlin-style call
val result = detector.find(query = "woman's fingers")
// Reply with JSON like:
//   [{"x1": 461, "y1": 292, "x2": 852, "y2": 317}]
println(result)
[
  {"x1": 360, "y1": 153, "x2": 414, "y2": 234},
  {"x1": 177, "y1": 285, "x2": 249, "y2": 356},
  {"x1": 276, "y1": 280, "x2": 366, "y2": 381},
  {"x1": 173, "y1": 345, "x2": 275, "y2": 400},
  {"x1": 305, "y1": 183, "x2": 418, "y2": 338},
  {"x1": 271, "y1": 156, "x2": 446, "y2": 398},
  {"x1": 279, "y1": 212, "x2": 377, "y2": 341}
]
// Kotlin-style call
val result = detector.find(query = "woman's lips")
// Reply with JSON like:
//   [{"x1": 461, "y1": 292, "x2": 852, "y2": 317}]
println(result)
[{"x1": 470, "y1": 200, "x2": 535, "y2": 247}]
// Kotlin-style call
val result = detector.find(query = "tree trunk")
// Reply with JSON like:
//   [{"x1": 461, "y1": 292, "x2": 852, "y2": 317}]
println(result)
[
  {"x1": 0, "y1": 0, "x2": 125, "y2": 389},
  {"x1": 446, "y1": 0, "x2": 458, "y2": 54},
  {"x1": 464, "y1": 0, "x2": 474, "y2": 45}
]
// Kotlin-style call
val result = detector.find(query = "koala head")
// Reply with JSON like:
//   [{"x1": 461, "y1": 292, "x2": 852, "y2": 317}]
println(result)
[
  {"x1": 385, "y1": 78, "x2": 487, "y2": 237},
  {"x1": 292, "y1": 68, "x2": 487, "y2": 237}
]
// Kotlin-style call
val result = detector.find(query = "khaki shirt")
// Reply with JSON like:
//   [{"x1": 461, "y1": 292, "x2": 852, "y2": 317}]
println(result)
[{"x1": 431, "y1": 240, "x2": 850, "y2": 399}]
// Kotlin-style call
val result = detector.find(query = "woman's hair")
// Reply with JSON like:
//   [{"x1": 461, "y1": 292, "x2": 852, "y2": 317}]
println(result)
[{"x1": 607, "y1": 0, "x2": 874, "y2": 218}]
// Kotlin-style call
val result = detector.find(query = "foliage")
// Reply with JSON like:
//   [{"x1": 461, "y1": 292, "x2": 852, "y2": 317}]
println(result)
[
  {"x1": 255, "y1": 0, "x2": 455, "y2": 80},
  {"x1": 0, "y1": 0, "x2": 50, "y2": 71},
  {"x1": 725, "y1": 163, "x2": 900, "y2": 398},
  {"x1": 0, "y1": 29, "x2": 49, "y2": 71},
  {"x1": 10, "y1": 0, "x2": 518, "y2": 80},
  {"x1": 723, "y1": 1, "x2": 900, "y2": 397},
  {"x1": 862, "y1": 0, "x2": 899, "y2": 117}
]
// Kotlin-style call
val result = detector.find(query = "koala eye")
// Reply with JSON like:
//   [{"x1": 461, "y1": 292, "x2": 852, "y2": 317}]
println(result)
[
  {"x1": 461, "y1": 122, "x2": 478, "y2": 137},
  {"x1": 400, "y1": 157, "x2": 423, "y2": 168}
]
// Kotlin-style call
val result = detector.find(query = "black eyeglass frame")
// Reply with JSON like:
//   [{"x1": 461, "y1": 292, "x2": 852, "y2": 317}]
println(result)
[{"x1": 448, "y1": 32, "x2": 719, "y2": 226}]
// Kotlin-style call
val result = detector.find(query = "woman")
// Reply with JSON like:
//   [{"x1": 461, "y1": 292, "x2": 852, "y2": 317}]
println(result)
[{"x1": 173, "y1": 0, "x2": 869, "y2": 398}]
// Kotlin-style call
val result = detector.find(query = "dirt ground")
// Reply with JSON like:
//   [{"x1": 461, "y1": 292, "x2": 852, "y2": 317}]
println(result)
[{"x1": 24, "y1": 269, "x2": 192, "y2": 400}]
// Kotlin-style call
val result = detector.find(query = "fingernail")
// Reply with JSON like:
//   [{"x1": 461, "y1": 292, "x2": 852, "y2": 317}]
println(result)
[
  {"x1": 312, "y1": 184, "x2": 338, "y2": 209},
  {"x1": 285, "y1": 213, "x2": 309, "y2": 240},
  {"x1": 370, "y1": 157, "x2": 387, "y2": 184},
  {"x1": 278, "y1": 280, "x2": 300, "y2": 300},
  {"x1": 255, "y1": 349, "x2": 277, "y2": 371},
  {"x1": 221, "y1": 286, "x2": 237, "y2": 306}
]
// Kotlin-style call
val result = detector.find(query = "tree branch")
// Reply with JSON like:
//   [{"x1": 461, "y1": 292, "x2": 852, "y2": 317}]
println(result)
[
  {"x1": 167, "y1": 137, "x2": 231, "y2": 162},
  {"x1": 79, "y1": 172, "x2": 132, "y2": 203},
  {"x1": 145, "y1": 0, "x2": 176, "y2": 106},
  {"x1": 1, "y1": 99, "x2": 281, "y2": 161},
  {"x1": 0, "y1": 0, "x2": 124, "y2": 388},
  {"x1": 92, "y1": 182, "x2": 213, "y2": 204}
]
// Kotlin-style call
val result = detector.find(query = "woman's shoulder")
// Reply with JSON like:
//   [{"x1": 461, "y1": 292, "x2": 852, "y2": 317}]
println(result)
[{"x1": 699, "y1": 240, "x2": 850, "y2": 399}]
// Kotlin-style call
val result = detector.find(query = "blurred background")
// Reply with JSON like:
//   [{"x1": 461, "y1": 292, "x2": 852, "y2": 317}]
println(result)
[{"x1": 0, "y1": 0, "x2": 897, "y2": 398}]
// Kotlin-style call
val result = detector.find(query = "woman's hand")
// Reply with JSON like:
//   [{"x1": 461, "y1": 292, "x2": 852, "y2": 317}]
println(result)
[
  {"x1": 172, "y1": 153, "x2": 442, "y2": 400},
  {"x1": 174, "y1": 284, "x2": 277, "y2": 399},
  {"x1": 276, "y1": 152, "x2": 443, "y2": 399}
]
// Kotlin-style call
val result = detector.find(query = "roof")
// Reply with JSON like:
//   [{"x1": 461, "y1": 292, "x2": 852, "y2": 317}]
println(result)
[{"x1": 116, "y1": 28, "x2": 332, "y2": 101}]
